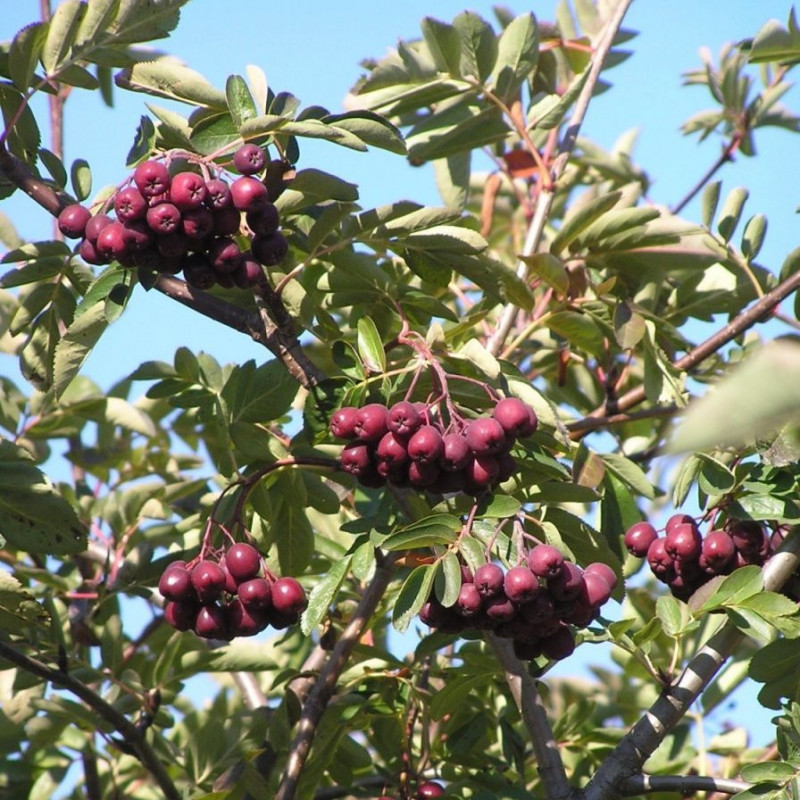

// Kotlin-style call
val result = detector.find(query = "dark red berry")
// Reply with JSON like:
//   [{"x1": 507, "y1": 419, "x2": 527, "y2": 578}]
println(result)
[
  {"x1": 376, "y1": 432, "x2": 409, "y2": 466},
  {"x1": 584, "y1": 562, "x2": 618, "y2": 592},
  {"x1": 158, "y1": 565, "x2": 194, "y2": 602},
  {"x1": 504, "y1": 566, "x2": 540, "y2": 604},
  {"x1": 271, "y1": 577, "x2": 307, "y2": 617},
  {"x1": 157, "y1": 232, "x2": 190, "y2": 259},
  {"x1": 386, "y1": 401, "x2": 422, "y2": 438},
  {"x1": 84, "y1": 213, "x2": 112, "y2": 243},
  {"x1": 58, "y1": 204, "x2": 91, "y2": 238},
  {"x1": 465, "y1": 417, "x2": 507, "y2": 456},
  {"x1": 146, "y1": 202, "x2": 182, "y2": 234},
  {"x1": 665, "y1": 513, "x2": 696, "y2": 534},
  {"x1": 407, "y1": 460, "x2": 441, "y2": 487},
  {"x1": 417, "y1": 781, "x2": 445, "y2": 799},
  {"x1": 231, "y1": 176, "x2": 269, "y2": 211},
  {"x1": 727, "y1": 520, "x2": 765, "y2": 555},
  {"x1": 246, "y1": 204, "x2": 280, "y2": 235},
  {"x1": 665, "y1": 523, "x2": 702, "y2": 562},
  {"x1": 190, "y1": 560, "x2": 226, "y2": 602},
  {"x1": 170, "y1": 171, "x2": 207, "y2": 210},
  {"x1": 182, "y1": 207, "x2": 214, "y2": 239},
  {"x1": 646, "y1": 538, "x2": 675, "y2": 581},
  {"x1": 164, "y1": 600, "x2": 199, "y2": 631},
  {"x1": 237, "y1": 577, "x2": 273, "y2": 611},
  {"x1": 700, "y1": 530, "x2": 736, "y2": 574},
  {"x1": 407, "y1": 425, "x2": 444, "y2": 464},
  {"x1": 208, "y1": 237, "x2": 243, "y2": 273},
  {"x1": 204, "y1": 178, "x2": 232, "y2": 209},
  {"x1": 95, "y1": 221, "x2": 128, "y2": 261},
  {"x1": 233, "y1": 143, "x2": 267, "y2": 175},
  {"x1": 251, "y1": 232, "x2": 289, "y2": 266},
  {"x1": 114, "y1": 187, "x2": 147, "y2": 221},
  {"x1": 624, "y1": 521, "x2": 659, "y2": 558},
  {"x1": 581, "y1": 570, "x2": 613, "y2": 607},
  {"x1": 540, "y1": 625, "x2": 575, "y2": 660},
  {"x1": 226, "y1": 598, "x2": 269, "y2": 637},
  {"x1": 493, "y1": 397, "x2": 537, "y2": 437},
  {"x1": 121, "y1": 221, "x2": 153, "y2": 252},
  {"x1": 549, "y1": 562, "x2": 586, "y2": 602},
  {"x1": 354, "y1": 404, "x2": 390, "y2": 443},
  {"x1": 182, "y1": 254, "x2": 217, "y2": 290},
  {"x1": 485, "y1": 594, "x2": 516, "y2": 622},
  {"x1": 213, "y1": 205, "x2": 242, "y2": 236},
  {"x1": 474, "y1": 563, "x2": 504, "y2": 598},
  {"x1": 465, "y1": 454, "x2": 499, "y2": 490},
  {"x1": 454, "y1": 582, "x2": 483, "y2": 617},
  {"x1": 528, "y1": 545, "x2": 564, "y2": 580},
  {"x1": 134, "y1": 160, "x2": 170, "y2": 198},
  {"x1": 194, "y1": 604, "x2": 229, "y2": 639},
  {"x1": 330, "y1": 407, "x2": 359, "y2": 439},
  {"x1": 340, "y1": 441, "x2": 373, "y2": 476},
  {"x1": 225, "y1": 542, "x2": 261, "y2": 582},
  {"x1": 78, "y1": 237, "x2": 105, "y2": 265},
  {"x1": 232, "y1": 256, "x2": 264, "y2": 288},
  {"x1": 440, "y1": 433, "x2": 471, "y2": 471}
]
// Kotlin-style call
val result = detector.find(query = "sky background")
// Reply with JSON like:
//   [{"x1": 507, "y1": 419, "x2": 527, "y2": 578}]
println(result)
[{"x1": 2, "y1": 0, "x2": 799, "y2": 770}]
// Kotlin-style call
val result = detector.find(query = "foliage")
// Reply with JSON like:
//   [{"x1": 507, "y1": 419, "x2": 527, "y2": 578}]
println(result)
[{"x1": 2, "y1": 2, "x2": 800, "y2": 800}]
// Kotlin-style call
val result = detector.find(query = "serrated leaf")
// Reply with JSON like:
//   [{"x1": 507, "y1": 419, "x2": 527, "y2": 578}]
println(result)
[
  {"x1": 301, "y1": 555, "x2": 352, "y2": 635},
  {"x1": 356, "y1": 317, "x2": 386, "y2": 374},
  {"x1": 10, "y1": 23, "x2": 48, "y2": 91},
  {"x1": 393, "y1": 564, "x2": 436, "y2": 632},
  {"x1": 126, "y1": 115, "x2": 156, "y2": 167},
  {"x1": 0, "y1": 441, "x2": 87, "y2": 555},
  {"x1": 42, "y1": 0, "x2": 85, "y2": 75},
  {"x1": 115, "y1": 59, "x2": 227, "y2": 109},
  {"x1": 190, "y1": 111, "x2": 239, "y2": 155},
  {"x1": 226, "y1": 74, "x2": 258, "y2": 130},
  {"x1": 697, "y1": 453, "x2": 736, "y2": 495},
  {"x1": 601, "y1": 453, "x2": 656, "y2": 499},
  {"x1": 697, "y1": 565, "x2": 763, "y2": 613},
  {"x1": 491, "y1": 12, "x2": 539, "y2": 103},
  {"x1": 453, "y1": 11, "x2": 497, "y2": 81}
]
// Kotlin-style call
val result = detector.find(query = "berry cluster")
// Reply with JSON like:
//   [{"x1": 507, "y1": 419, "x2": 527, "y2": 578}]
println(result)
[
  {"x1": 624, "y1": 515, "x2": 774, "y2": 600},
  {"x1": 57, "y1": 144, "x2": 292, "y2": 289},
  {"x1": 420, "y1": 545, "x2": 617, "y2": 662},
  {"x1": 158, "y1": 542, "x2": 307, "y2": 639},
  {"x1": 330, "y1": 396, "x2": 537, "y2": 496}
]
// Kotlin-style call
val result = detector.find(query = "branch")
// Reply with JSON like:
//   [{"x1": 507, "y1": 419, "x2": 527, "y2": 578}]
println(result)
[
  {"x1": 575, "y1": 265, "x2": 800, "y2": 433},
  {"x1": 0, "y1": 142, "x2": 70, "y2": 216},
  {"x1": 0, "y1": 640, "x2": 181, "y2": 800},
  {"x1": 488, "y1": 635, "x2": 576, "y2": 800},
  {"x1": 670, "y1": 134, "x2": 741, "y2": 216},
  {"x1": 274, "y1": 551, "x2": 400, "y2": 800},
  {"x1": 581, "y1": 530, "x2": 800, "y2": 800},
  {"x1": 620, "y1": 774, "x2": 751, "y2": 797},
  {"x1": 486, "y1": 0, "x2": 635, "y2": 357}
]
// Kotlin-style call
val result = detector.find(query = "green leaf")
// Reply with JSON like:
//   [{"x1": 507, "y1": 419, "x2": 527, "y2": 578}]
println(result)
[
  {"x1": 383, "y1": 514, "x2": 460, "y2": 551},
  {"x1": 421, "y1": 17, "x2": 462, "y2": 76},
  {"x1": 613, "y1": 302, "x2": 646, "y2": 349},
  {"x1": 655, "y1": 595, "x2": 684, "y2": 637},
  {"x1": 70, "y1": 158, "x2": 92, "y2": 201},
  {"x1": 10, "y1": 23, "x2": 48, "y2": 91},
  {"x1": 356, "y1": 317, "x2": 386, "y2": 374},
  {"x1": 321, "y1": 111, "x2": 406, "y2": 155},
  {"x1": 550, "y1": 190, "x2": 623, "y2": 255},
  {"x1": 0, "y1": 570, "x2": 49, "y2": 633},
  {"x1": 190, "y1": 111, "x2": 239, "y2": 155},
  {"x1": 41, "y1": 0, "x2": 85, "y2": 75},
  {"x1": 393, "y1": 564, "x2": 437, "y2": 633},
  {"x1": 740, "y1": 762, "x2": 797, "y2": 783},
  {"x1": 52, "y1": 301, "x2": 109, "y2": 399},
  {"x1": 748, "y1": 10, "x2": 800, "y2": 65},
  {"x1": 433, "y1": 152, "x2": 470, "y2": 210},
  {"x1": 700, "y1": 180, "x2": 721, "y2": 229},
  {"x1": 491, "y1": 12, "x2": 539, "y2": 103},
  {"x1": 430, "y1": 674, "x2": 487, "y2": 720},
  {"x1": 226, "y1": 74, "x2": 258, "y2": 130},
  {"x1": 697, "y1": 453, "x2": 736, "y2": 495},
  {"x1": 477, "y1": 494, "x2": 522, "y2": 518},
  {"x1": 437, "y1": 551, "x2": 463, "y2": 608},
  {"x1": 716, "y1": 186, "x2": 749, "y2": 242},
  {"x1": 75, "y1": 0, "x2": 119, "y2": 47},
  {"x1": 126, "y1": 115, "x2": 156, "y2": 167},
  {"x1": 741, "y1": 214, "x2": 767, "y2": 261},
  {"x1": 520, "y1": 252, "x2": 569, "y2": 296},
  {"x1": 38, "y1": 148, "x2": 68, "y2": 189},
  {"x1": 672, "y1": 453, "x2": 702, "y2": 508},
  {"x1": 277, "y1": 168, "x2": 359, "y2": 209},
  {"x1": 601, "y1": 453, "x2": 656, "y2": 499},
  {"x1": 222, "y1": 360, "x2": 299, "y2": 424},
  {"x1": 529, "y1": 67, "x2": 589, "y2": 129},
  {"x1": 0, "y1": 440, "x2": 87, "y2": 555},
  {"x1": 115, "y1": 59, "x2": 227, "y2": 109},
  {"x1": 696, "y1": 565, "x2": 763, "y2": 613},
  {"x1": 406, "y1": 105, "x2": 509, "y2": 162},
  {"x1": 301, "y1": 555, "x2": 353, "y2": 635},
  {"x1": 452, "y1": 11, "x2": 497, "y2": 81},
  {"x1": 454, "y1": 338, "x2": 501, "y2": 380}
]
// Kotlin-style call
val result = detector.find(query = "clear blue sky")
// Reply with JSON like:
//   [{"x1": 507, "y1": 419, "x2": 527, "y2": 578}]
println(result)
[{"x1": 2, "y1": 0, "x2": 797, "y2": 756}]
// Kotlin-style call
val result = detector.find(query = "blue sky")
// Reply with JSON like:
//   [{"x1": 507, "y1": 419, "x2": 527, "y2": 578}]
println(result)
[{"x1": 2, "y1": 0, "x2": 798, "y2": 761}]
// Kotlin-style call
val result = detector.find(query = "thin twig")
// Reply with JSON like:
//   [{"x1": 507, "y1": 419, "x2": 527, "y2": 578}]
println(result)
[
  {"x1": 0, "y1": 640, "x2": 181, "y2": 800},
  {"x1": 488, "y1": 635, "x2": 576, "y2": 800},
  {"x1": 670, "y1": 135, "x2": 741, "y2": 216},
  {"x1": 582, "y1": 529, "x2": 800, "y2": 800},
  {"x1": 486, "y1": 0, "x2": 635, "y2": 357},
  {"x1": 620, "y1": 773, "x2": 751, "y2": 796},
  {"x1": 274, "y1": 552, "x2": 400, "y2": 800}
]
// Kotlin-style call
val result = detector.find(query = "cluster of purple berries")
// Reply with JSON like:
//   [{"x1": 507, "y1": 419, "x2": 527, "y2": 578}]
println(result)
[
  {"x1": 158, "y1": 542, "x2": 307, "y2": 639},
  {"x1": 420, "y1": 545, "x2": 618, "y2": 662},
  {"x1": 330, "y1": 396, "x2": 537, "y2": 495},
  {"x1": 57, "y1": 143, "x2": 291, "y2": 289},
  {"x1": 624, "y1": 515, "x2": 776, "y2": 600}
]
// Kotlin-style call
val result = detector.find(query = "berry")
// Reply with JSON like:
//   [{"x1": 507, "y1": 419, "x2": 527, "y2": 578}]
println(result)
[
  {"x1": 183, "y1": 254, "x2": 217, "y2": 290},
  {"x1": 232, "y1": 256, "x2": 264, "y2": 288},
  {"x1": 581, "y1": 571, "x2": 613, "y2": 607},
  {"x1": 474, "y1": 563, "x2": 504, "y2": 597},
  {"x1": 233, "y1": 143, "x2": 267, "y2": 175},
  {"x1": 664, "y1": 522, "x2": 702, "y2": 562},
  {"x1": 227, "y1": 598, "x2": 269, "y2": 637},
  {"x1": 540, "y1": 625, "x2": 575, "y2": 660},
  {"x1": 204, "y1": 178, "x2": 232, "y2": 209},
  {"x1": 700, "y1": 530, "x2": 736, "y2": 574},
  {"x1": 386, "y1": 401, "x2": 422, "y2": 438},
  {"x1": 58, "y1": 204, "x2": 91, "y2": 238},
  {"x1": 727, "y1": 520, "x2": 765, "y2": 555},
  {"x1": 121, "y1": 221, "x2": 153, "y2": 252},
  {"x1": 465, "y1": 417, "x2": 507, "y2": 456},
  {"x1": 465, "y1": 454, "x2": 499, "y2": 490},
  {"x1": 78, "y1": 238, "x2": 104, "y2": 265},
  {"x1": 624, "y1": 522, "x2": 659, "y2": 558},
  {"x1": 504, "y1": 566, "x2": 540, "y2": 604},
  {"x1": 194, "y1": 604, "x2": 228, "y2": 639},
  {"x1": 114, "y1": 187, "x2": 147, "y2": 221},
  {"x1": 96, "y1": 222, "x2": 128, "y2": 261},
  {"x1": 237, "y1": 578, "x2": 273, "y2": 611},
  {"x1": 340, "y1": 442, "x2": 373, "y2": 476},
  {"x1": 354, "y1": 404, "x2": 389, "y2": 443},
  {"x1": 417, "y1": 781, "x2": 445, "y2": 799},
  {"x1": 528, "y1": 545, "x2": 564, "y2": 580},
  {"x1": 225, "y1": 542, "x2": 261, "y2": 582},
  {"x1": 407, "y1": 460, "x2": 441, "y2": 487},
  {"x1": 84, "y1": 213, "x2": 112, "y2": 243},
  {"x1": 646, "y1": 538, "x2": 675, "y2": 581},
  {"x1": 454, "y1": 583, "x2": 483, "y2": 617},
  {"x1": 231, "y1": 176, "x2": 269, "y2": 211},
  {"x1": 134, "y1": 160, "x2": 170, "y2": 198},
  {"x1": 271, "y1": 577, "x2": 307, "y2": 617},
  {"x1": 158, "y1": 565, "x2": 194, "y2": 602},
  {"x1": 584, "y1": 562, "x2": 618, "y2": 592},
  {"x1": 146, "y1": 202, "x2": 182, "y2": 234},
  {"x1": 246, "y1": 204, "x2": 280, "y2": 235},
  {"x1": 493, "y1": 397, "x2": 537, "y2": 437},
  {"x1": 208, "y1": 237, "x2": 243, "y2": 273},
  {"x1": 182, "y1": 207, "x2": 214, "y2": 239},
  {"x1": 170, "y1": 171, "x2": 207, "y2": 210},
  {"x1": 407, "y1": 425, "x2": 444, "y2": 464},
  {"x1": 164, "y1": 600, "x2": 199, "y2": 631},
  {"x1": 665, "y1": 513, "x2": 696, "y2": 534},
  {"x1": 376, "y1": 432, "x2": 409, "y2": 467},
  {"x1": 330, "y1": 407, "x2": 359, "y2": 439},
  {"x1": 190, "y1": 560, "x2": 226, "y2": 602},
  {"x1": 157, "y1": 232, "x2": 190, "y2": 259},
  {"x1": 440, "y1": 433, "x2": 471, "y2": 471},
  {"x1": 485, "y1": 594, "x2": 516, "y2": 622},
  {"x1": 549, "y1": 562, "x2": 586, "y2": 602},
  {"x1": 251, "y1": 232, "x2": 289, "y2": 266},
  {"x1": 213, "y1": 205, "x2": 242, "y2": 236}
]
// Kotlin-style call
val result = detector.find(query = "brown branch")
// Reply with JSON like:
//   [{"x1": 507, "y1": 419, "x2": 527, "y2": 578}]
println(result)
[
  {"x1": 581, "y1": 529, "x2": 800, "y2": 800},
  {"x1": 670, "y1": 135, "x2": 741, "y2": 216},
  {"x1": 487, "y1": 0, "x2": 635, "y2": 357},
  {"x1": 0, "y1": 142, "x2": 70, "y2": 215},
  {"x1": 274, "y1": 551, "x2": 400, "y2": 800},
  {"x1": 567, "y1": 404, "x2": 678, "y2": 435},
  {"x1": 0, "y1": 640, "x2": 181, "y2": 800},
  {"x1": 621, "y1": 773, "x2": 751, "y2": 796},
  {"x1": 489, "y1": 635, "x2": 576, "y2": 800}
]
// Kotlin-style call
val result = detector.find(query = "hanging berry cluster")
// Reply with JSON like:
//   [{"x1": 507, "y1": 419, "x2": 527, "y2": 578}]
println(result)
[{"x1": 57, "y1": 143, "x2": 291, "y2": 289}]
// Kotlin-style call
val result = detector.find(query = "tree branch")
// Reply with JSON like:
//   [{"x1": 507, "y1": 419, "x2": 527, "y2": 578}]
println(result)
[
  {"x1": 0, "y1": 640, "x2": 181, "y2": 800},
  {"x1": 274, "y1": 551, "x2": 400, "y2": 800},
  {"x1": 488, "y1": 635, "x2": 576, "y2": 800},
  {"x1": 582, "y1": 529, "x2": 800, "y2": 800},
  {"x1": 487, "y1": 0, "x2": 635, "y2": 357},
  {"x1": 620, "y1": 774, "x2": 751, "y2": 797},
  {"x1": 670, "y1": 134, "x2": 741, "y2": 216}
]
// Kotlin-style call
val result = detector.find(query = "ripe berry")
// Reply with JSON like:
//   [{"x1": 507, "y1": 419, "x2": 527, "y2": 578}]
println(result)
[
  {"x1": 465, "y1": 454, "x2": 499, "y2": 490},
  {"x1": 208, "y1": 237, "x2": 243, "y2": 273},
  {"x1": 485, "y1": 594, "x2": 516, "y2": 622},
  {"x1": 440, "y1": 433, "x2": 471, "y2": 471},
  {"x1": 227, "y1": 598, "x2": 269, "y2": 637},
  {"x1": 134, "y1": 160, "x2": 170, "y2": 198},
  {"x1": 474, "y1": 563, "x2": 504, "y2": 598},
  {"x1": 646, "y1": 538, "x2": 675, "y2": 580},
  {"x1": 170, "y1": 171, "x2": 207, "y2": 210},
  {"x1": 232, "y1": 256, "x2": 264, "y2": 288},
  {"x1": 58, "y1": 204, "x2": 91, "y2": 238},
  {"x1": 583, "y1": 562, "x2": 618, "y2": 592},
  {"x1": 246, "y1": 204, "x2": 280, "y2": 235},
  {"x1": 407, "y1": 425, "x2": 444, "y2": 464},
  {"x1": 164, "y1": 600, "x2": 199, "y2": 631},
  {"x1": 417, "y1": 781, "x2": 445, "y2": 799},
  {"x1": 581, "y1": 570, "x2": 613, "y2": 607},
  {"x1": 727, "y1": 520, "x2": 765, "y2": 555},
  {"x1": 78, "y1": 237, "x2": 104, "y2": 265},
  {"x1": 157, "y1": 232, "x2": 190, "y2": 259},
  {"x1": 146, "y1": 202, "x2": 182, "y2": 234},
  {"x1": 665, "y1": 513, "x2": 696, "y2": 534},
  {"x1": 504, "y1": 566, "x2": 540, "y2": 604},
  {"x1": 233, "y1": 143, "x2": 267, "y2": 175},
  {"x1": 190, "y1": 560, "x2": 226, "y2": 602},
  {"x1": 407, "y1": 460, "x2": 441, "y2": 487},
  {"x1": 465, "y1": 417, "x2": 507, "y2": 455},
  {"x1": 183, "y1": 254, "x2": 217, "y2": 289},
  {"x1": 354, "y1": 404, "x2": 389, "y2": 443},
  {"x1": 271, "y1": 577, "x2": 307, "y2": 617},
  {"x1": 340, "y1": 442, "x2": 373, "y2": 476},
  {"x1": 84, "y1": 213, "x2": 112, "y2": 243},
  {"x1": 664, "y1": 522, "x2": 702, "y2": 562},
  {"x1": 540, "y1": 625, "x2": 575, "y2": 660},
  {"x1": 251, "y1": 232, "x2": 289, "y2": 266},
  {"x1": 182, "y1": 207, "x2": 214, "y2": 239},
  {"x1": 194, "y1": 604, "x2": 228, "y2": 639},
  {"x1": 386, "y1": 401, "x2": 422, "y2": 438},
  {"x1": 96, "y1": 222, "x2": 128, "y2": 261},
  {"x1": 158, "y1": 565, "x2": 194, "y2": 602},
  {"x1": 455, "y1": 583, "x2": 483, "y2": 617},
  {"x1": 521, "y1": 592, "x2": 555, "y2": 625},
  {"x1": 231, "y1": 176, "x2": 269, "y2": 211},
  {"x1": 204, "y1": 178, "x2": 232, "y2": 209},
  {"x1": 121, "y1": 221, "x2": 153, "y2": 252},
  {"x1": 376, "y1": 432, "x2": 409, "y2": 466},
  {"x1": 700, "y1": 530, "x2": 736, "y2": 574},
  {"x1": 527, "y1": 545, "x2": 564, "y2": 580},
  {"x1": 213, "y1": 205, "x2": 242, "y2": 236},
  {"x1": 548, "y1": 562, "x2": 585, "y2": 602},
  {"x1": 237, "y1": 578, "x2": 273, "y2": 611},
  {"x1": 114, "y1": 187, "x2": 147, "y2": 221},
  {"x1": 624, "y1": 522, "x2": 659, "y2": 558},
  {"x1": 225, "y1": 542, "x2": 261, "y2": 582},
  {"x1": 330, "y1": 406, "x2": 359, "y2": 439},
  {"x1": 493, "y1": 397, "x2": 537, "y2": 437}
]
